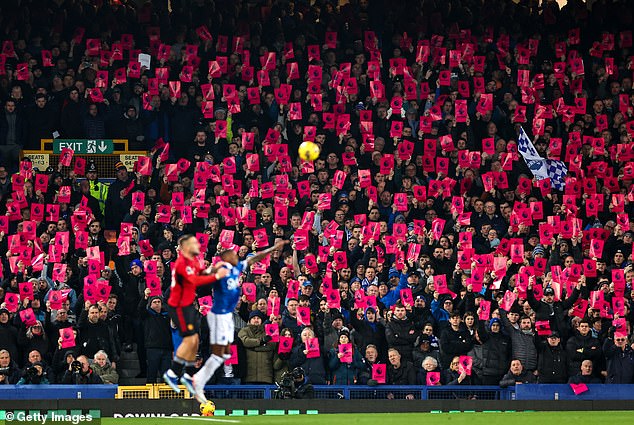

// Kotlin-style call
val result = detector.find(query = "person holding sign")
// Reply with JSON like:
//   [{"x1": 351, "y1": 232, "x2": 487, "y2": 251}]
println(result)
[
  {"x1": 327, "y1": 328, "x2": 363, "y2": 385},
  {"x1": 238, "y1": 311, "x2": 277, "y2": 384}
]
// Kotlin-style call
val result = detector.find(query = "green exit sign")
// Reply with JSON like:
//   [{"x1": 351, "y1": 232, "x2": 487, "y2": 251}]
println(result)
[{"x1": 53, "y1": 139, "x2": 114, "y2": 154}]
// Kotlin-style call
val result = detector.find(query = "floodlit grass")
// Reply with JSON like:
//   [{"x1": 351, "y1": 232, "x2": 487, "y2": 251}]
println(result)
[{"x1": 102, "y1": 411, "x2": 634, "y2": 425}]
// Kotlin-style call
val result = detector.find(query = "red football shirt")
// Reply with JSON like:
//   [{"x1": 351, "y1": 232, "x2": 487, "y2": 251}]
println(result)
[{"x1": 167, "y1": 254, "x2": 217, "y2": 307}]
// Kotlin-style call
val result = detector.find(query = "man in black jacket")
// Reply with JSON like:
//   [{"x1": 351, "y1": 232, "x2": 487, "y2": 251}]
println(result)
[
  {"x1": 0, "y1": 99, "x2": 25, "y2": 171},
  {"x1": 385, "y1": 303, "x2": 418, "y2": 363},
  {"x1": 471, "y1": 318, "x2": 511, "y2": 385},
  {"x1": 0, "y1": 309, "x2": 19, "y2": 363},
  {"x1": 499, "y1": 359, "x2": 537, "y2": 388},
  {"x1": 104, "y1": 162, "x2": 133, "y2": 231},
  {"x1": 527, "y1": 277, "x2": 582, "y2": 341},
  {"x1": 78, "y1": 304, "x2": 115, "y2": 361},
  {"x1": 565, "y1": 319, "x2": 603, "y2": 377},
  {"x1": 537, "y1": 331, "x2": 568, "y2": 383},
  {"x1": 60, "y1": 355, "x2": 103, "y2": 384},
  {"x1": 138, "y1": 293, "x2": 173, "y2": 383},
  {"x1": 386, "y1": 348, "x2": 416, "y2": 394},
  {"x1": 439, "y1": 312, "x2": 474, "y2": 368}
]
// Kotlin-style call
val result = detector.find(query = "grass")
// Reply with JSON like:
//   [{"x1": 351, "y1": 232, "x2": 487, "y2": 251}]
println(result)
[{"x1": 101, "y1": 411, "x2": 634, "y2": 425}]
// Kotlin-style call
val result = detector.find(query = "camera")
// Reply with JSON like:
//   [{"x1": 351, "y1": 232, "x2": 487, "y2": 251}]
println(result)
[
  {"x1": 0, "y1": 367, "x2": 10, "y2": 376},
  {"x1": 27, "y1": 366, "x2": 39, "y2": 377},
  {"x1": 272, "y1": 371, "x2": 295, "y2": 399},
  {"x1": 71, "y1": 360, "x2": 82, "y2": 372}
]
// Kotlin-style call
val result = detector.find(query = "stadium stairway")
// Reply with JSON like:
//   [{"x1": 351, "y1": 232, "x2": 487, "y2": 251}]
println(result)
[{"x1": 117, "y1": 344, "x2": 145, "y2": 385}]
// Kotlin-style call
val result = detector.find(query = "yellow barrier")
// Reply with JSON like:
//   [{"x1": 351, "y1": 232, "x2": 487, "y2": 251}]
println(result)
[{"x1": 115, "y1": 384, "x2": 193, "y2": 399}]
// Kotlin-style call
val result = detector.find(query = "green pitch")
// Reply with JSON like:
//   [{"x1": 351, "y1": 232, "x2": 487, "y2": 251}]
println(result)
[{"x1": 101, "y1": 411, "x2": 634, "y2": 425}]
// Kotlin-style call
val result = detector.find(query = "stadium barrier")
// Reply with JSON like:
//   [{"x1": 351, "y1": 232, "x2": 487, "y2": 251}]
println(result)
[
  {"x1": 0, "y1": 384, "x2": 117, "y2": 400},
  {"x1": 3, "y1": 384, "x2": 634, "y2": 401},
  {"x1": 21, "y1": 138, "x2": 147, "y2": 179}
]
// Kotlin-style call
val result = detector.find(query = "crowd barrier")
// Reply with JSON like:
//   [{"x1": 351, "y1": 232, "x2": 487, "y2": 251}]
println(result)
[{"x1": 2, "y1": 384, "x2": 634, "y2": 401}]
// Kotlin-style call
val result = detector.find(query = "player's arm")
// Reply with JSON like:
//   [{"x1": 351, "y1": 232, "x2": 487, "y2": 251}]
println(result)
[
  {"x1": 191, "y1": 267, "x2": 230, "y2": 287},
  {"x1": 246, "y1": 240, "x2": 289, "y2": 266}
]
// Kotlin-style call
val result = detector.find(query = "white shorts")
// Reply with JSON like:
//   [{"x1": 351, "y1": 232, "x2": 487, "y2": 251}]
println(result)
[{"x1": 207, "y1": 312, "x2": 234, "y2": 345}]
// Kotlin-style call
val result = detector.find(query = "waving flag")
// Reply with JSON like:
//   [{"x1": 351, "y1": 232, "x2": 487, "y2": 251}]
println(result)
[{"x1": 517, "y1": 126, "x2": 567, "y2": 190}]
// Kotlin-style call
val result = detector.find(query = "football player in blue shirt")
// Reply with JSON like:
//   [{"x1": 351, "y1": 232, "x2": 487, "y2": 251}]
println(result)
[{"x1": 192, "y1": 239, "x2": 288, "y2": 402}]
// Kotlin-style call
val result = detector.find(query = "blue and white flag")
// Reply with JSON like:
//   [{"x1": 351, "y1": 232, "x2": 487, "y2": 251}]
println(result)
[{"x1": 517, "y1": 126, "x2": 567, "y2": 190}]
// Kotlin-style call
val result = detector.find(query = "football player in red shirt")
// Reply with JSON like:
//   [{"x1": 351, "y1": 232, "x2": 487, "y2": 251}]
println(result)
[{"x1": 163, "y1": 234, "x2": 228, "y2": 394}]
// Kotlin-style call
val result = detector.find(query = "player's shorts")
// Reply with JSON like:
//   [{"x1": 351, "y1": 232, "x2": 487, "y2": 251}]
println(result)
[
  {"x1": 207, "y1": 312, "x2": 234, "y2": 345},
  {"x1": 167, "y1": 304, "x2": 200, "y2": 337}
]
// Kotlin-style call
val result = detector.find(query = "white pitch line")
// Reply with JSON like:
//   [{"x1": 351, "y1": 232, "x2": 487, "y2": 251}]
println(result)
[{"x1": 169, "y1": 417, "x2": 241, "y2": 423}]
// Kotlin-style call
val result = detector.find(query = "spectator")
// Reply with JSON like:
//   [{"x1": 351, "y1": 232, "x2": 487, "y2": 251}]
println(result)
[
  {"x1": 137, "y1": 293, "x2": 172, "y2": 384},
  {"x1": 350, "y1": 306, "x2": 387, "y2": 361},
  {"x1": 568, "y1": 360, "x2": 602, "y2": 385},
  {"x1": 470, "y1": 318, "x2": 511, "y2": 385},
  {"x1": 0, "y1": 349, "x2": 21, "y2": 385},
  {"x1": 25, "y1": 93, "x2": 56, "y2": 149},
  {"x1": 439, "y1": 312, "x2": 474, "y2": 368},
  {"x1": 500, "y1": 310, "x2": 538, "y2": 373},
  {"x1": 413, "y1": 334, "x2": 441, "y2": 371},
  {"x1": 499, "y1": 360, "x2": 537, "y2": 388},
  {"x1": 442, "y1": 356, "x2": 471, "y2": 386},
  {"x1": 16, "y1": 361, "x2": 50, "y2": 385},
  {"x1": 327, "y1": 328, "x2": 364, "y2": 385},
  {"x1": 289, "y1": 328, "x2": 326, "y2": 385},
  {"x1": 386, "y1": 348, "x2": 416, "y2": 386},
  {"x1": 17, "y1": 322, "x2": 49, "y2": 366},
  {"x1": 417, "y1": 356, "x2": 441, "y2": 386},
  {"x1": 0, "y1": 308, "x2": 18, "y2": 364},
  {"x1": 78, "y1": 304, "x2": 115, "y2": 362},
  {"x1": 238, "y1": 311, "x2": 276, "y2": 384},
  {"x1": 60, "y1": 355, "x2": 103, "y2": 385},
  {"x1": 537, "y1": 331, "x2": 568, "y2": 384},
  {"x1": 59, "y1": 88, "x2": 84, "y2": 138},
  {"x1": 91, "y1": 350, "x2": 118, "y2": 384},
  {"x1": 527, "y1": 278, "x2": 582, "y2": 341},
  {"x1": 385, "y1": 303, "x2": 418, "y2": 363},
  {"x1": 565, "y1": 319, "x2": 603, "y2": 378},
  {"x1": 0, "y1": 99, "x2": 25, "y2": 171},
  {"x1": 603, "y1": 335, "x2": 634, "y2": 384},
  {"x1": 357, "y1": 344, "x2": 384, "y2": 385}
]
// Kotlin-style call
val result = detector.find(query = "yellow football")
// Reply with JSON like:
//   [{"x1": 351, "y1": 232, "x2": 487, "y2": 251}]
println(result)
[
  {"x1": 298, "y1": 141, "x2": 320, "y2": 161},
  {"x1": 200, "y1": 400, "x2": 216, "y2": 416}
]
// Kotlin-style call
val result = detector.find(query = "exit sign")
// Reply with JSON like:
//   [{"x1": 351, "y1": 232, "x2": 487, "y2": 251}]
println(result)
[{"x1": 53, "y1": 139, "x2": 114, "y2": 154}]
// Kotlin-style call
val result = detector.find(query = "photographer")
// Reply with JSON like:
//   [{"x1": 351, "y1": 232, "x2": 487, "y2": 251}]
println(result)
[
  {"x1": 274, "y1": 367, "x2": 314, "y2": 399},
  {"x1": 60, "y1": 355, "x2": 103, "y2": 384},
  {"x1": 16, "y1": 361, "x2": 50, "y2": 385},
  {"x1": 0, "y1": 350, "x2": 21, "y2": 385}
]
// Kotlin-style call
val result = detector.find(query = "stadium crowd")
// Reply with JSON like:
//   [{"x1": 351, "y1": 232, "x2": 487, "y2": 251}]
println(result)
[{"x1": 1, "y1": 0, "x2": 634, "y2": 391}]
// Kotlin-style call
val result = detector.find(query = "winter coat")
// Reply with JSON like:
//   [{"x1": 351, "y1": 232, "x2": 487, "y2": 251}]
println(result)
[
  {"x1": 527, "y1": 288, "x2": 579, "y2": 340},
  {"x1": 289, "y1": 344, "x2": 327, "y2": 385},
  {"x1": 350, "y1": 313, "x2": 387, "y2": 360},
  {"x1": 439, "y1": 325, "x2": 474, "y2": 368},
  {"x1": 470, "y1": 328, "x2": 511, "y2": 379},
  {"x1": 565, "y1": 332, "x2": 603, "y2": 376},
  {"x1": 499, "y1": 310, "x2": 538, "y2": 371},
  {"x1": 603, "y1": 339, "x2": 634, "y2": 384},
  {"x1": 386, "y1": 361, "x2": 417, "y2": 385},
  {"x1": 137, "y1": 298, "x2": 173, "y2": 350},
  {"x1": 537, "y1": 341, "x2": 568, "y2": 383},
  {"x1": 91, "y1": 362, "x2": 119, "y2": 384},
  {"x1": 327, "y1": 347, "x2": 364, "y2": 385},
  {"x1": 499, "y1": 369, "x2": 537, "y2": 387},
  {"x1": 385, "y1": 317, "x2": 418, "y2": 362},
  {"x1": 238, "y1": 324, "x2": 276, "y2": 384}
]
